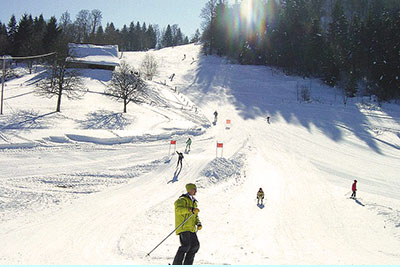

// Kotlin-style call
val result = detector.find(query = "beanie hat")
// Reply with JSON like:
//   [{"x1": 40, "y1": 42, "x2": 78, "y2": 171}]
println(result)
[{"x1": 186, "y1": 183, "x2": 197, "y2": 192}]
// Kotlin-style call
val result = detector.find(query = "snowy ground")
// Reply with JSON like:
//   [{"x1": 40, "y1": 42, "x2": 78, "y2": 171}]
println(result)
[{"x1": 0, "y1": 43, "x2": 399, "y2": 264}]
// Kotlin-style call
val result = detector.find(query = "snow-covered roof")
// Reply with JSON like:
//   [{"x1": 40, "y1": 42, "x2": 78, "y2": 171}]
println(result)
[{"x1": 67, "y1": 43, "x2": 120, "y2": 67}]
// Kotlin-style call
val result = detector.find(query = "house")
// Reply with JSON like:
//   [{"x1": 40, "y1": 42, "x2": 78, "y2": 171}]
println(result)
[{"x1": 67, "y1": 43, "x2": 120, "y2": 71}]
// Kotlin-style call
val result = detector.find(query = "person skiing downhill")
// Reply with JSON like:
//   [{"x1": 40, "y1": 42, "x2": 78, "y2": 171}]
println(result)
[
  {"x1": 257, "y1": 188, "x2": 265, "y2": 205},
  {"x1": 350, "y1": 180, "x2": 357, "y2": 199},
  {"x1": 172, "y1": 183, "x2": 202, "y2": 265},
  {"x1": 176, "y1": 151, "x2": 184, "y2": 168},
  {"x1": 213, "y1": 111, "x2": 218, "y2": 124},
  {"x1": 185, "y1": 138, "x2": 192, "y2": 153}
]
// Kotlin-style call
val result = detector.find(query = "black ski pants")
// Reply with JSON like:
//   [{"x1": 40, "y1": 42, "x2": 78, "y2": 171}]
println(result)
[
  {"x1": 172, "y1": 231, "x2": 200, "y2": 265},
  {"x1": 351, "y1": 190, "x2": 356, "y2": 198}
]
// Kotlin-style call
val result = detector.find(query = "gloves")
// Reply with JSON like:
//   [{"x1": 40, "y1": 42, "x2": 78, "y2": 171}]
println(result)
[
  {"x1": 189, "y1": 208, "x2": 200, "y2": 214},
  {"x1": 197, "y1": 225, "x2": 202, "y2": 231}
]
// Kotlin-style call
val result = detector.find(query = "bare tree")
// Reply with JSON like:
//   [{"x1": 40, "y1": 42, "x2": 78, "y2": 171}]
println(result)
[
  {"x1": 140, "y1": 53, "x2": 159, "y2": 80},
  {"x1": 200, "y1": 0, "x2": 218, "y2": 31},
  {"x1": 106, "y1": 62, "x2": 146, "y2": 113},
  {"x1": 90, "y1": 9, "x2": 102, "y2": 35},
  {"x1": 36, "y1": 41, "x2": 86, "y2": 112},
  {"x1": 74, "y1": 10, "x2": 92, "y2": 42}
]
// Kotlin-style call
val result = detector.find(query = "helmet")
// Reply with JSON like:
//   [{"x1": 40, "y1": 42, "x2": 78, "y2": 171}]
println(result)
[{"x1": 354, "y1": 180, "x2": 357, "y2": 183}]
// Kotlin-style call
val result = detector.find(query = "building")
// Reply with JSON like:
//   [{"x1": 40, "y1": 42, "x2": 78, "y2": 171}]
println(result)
[{"x1": 67, "y1": 43, "x2": 120, "y2": 71}]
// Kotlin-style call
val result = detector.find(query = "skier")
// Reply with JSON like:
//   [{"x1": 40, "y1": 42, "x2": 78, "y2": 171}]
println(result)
[
  {"x1": 267, "y1": 116, "x2": 270, "y2": 124},
  {"x1": 176, "y1": 151, "x2": 184, "y2": 169},
  {"x1": 185, "y1": 138, "x2": 192, "y2": 153},
  {"x1": 350, "y1": 180, "x2": 357, "y2": 199},
  {"x1": 170, "y1": 73, "x2": 176, "y2": 81},
  {"x1": 172, "y1": 183, "x2": 202, "y2": 265},
  {"x1": 257, "y1": 188, "x2": 265, "y2": 205},
  {"x1": 213, "y1": 111, "x2": 218, "y2": 125}
]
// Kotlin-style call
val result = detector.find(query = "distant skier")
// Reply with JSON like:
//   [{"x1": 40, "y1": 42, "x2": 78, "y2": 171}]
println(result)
[
  {"x1": 172, "y1": 183, "x2": 202, "y2": 265},
  {"x1": 176, "y1": 151, "x2": 184, "y2": 169},
  {"x1": 213, "y1": 111, "x2": 218, "y2": 125},
  {"x1": 185, "y1": 138, "x2": 192, "y2": 153},
  {"x1": 170, "y1": 73, "x2": 176, "y2": 81},
  {"x1": 257, "y1": 188, "x2": 265, "y2": 205},
  {"x1": 350, "y1": 180, "x2": 357, "y2": 199},
  {"x1": 267, "y1": 116, "x2": 270, "y2": 124}
]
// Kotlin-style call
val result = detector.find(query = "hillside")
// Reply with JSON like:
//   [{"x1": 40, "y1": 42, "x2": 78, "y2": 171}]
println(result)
[{"x1": 0, "y1": 43, "x2": 399, "y2": 264}]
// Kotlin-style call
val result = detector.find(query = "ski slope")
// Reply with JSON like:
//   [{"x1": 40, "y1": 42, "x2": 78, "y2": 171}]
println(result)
[{"x1": 0, "y1": 43, "x2": 399, "y2": 264}]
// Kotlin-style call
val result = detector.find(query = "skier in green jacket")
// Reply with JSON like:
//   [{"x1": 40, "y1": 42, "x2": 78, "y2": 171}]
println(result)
[
  {"x1": 172, "y1": 183, "x2": 202, "y2": 265},
  {"x1": 185, "y1": 138, "x2": 192, "y2": 153}
]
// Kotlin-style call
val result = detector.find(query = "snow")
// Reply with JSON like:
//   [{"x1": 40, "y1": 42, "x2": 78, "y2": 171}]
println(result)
[
  {"x1": 0, "y1": 43, "x2": 399, "y2": 264},
  {"x1": 67, "y1": 43, "x2": 120, "y2": 67}
]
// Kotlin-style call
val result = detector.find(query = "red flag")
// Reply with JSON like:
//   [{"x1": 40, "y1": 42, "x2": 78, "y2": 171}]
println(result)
[
  {"x1": 171, "y1": 140, "x2": 176, "y2": 145},
  {"x1": 217, "y1": 143, "x2": 223, "y2": 148}
]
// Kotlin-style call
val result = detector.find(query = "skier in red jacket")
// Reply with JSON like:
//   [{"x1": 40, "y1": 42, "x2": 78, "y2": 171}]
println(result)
[{"x1": 350, "y1": 180, "x2": 357, "y2": 199}]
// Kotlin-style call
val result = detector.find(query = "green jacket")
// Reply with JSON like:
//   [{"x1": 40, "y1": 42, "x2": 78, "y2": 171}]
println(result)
[
  {"x1": 186, "y1": 138, "x2": 192, "y2": 145},
  {"x1": 175, "y1": 194, "x2": 201, "y2": 235}
]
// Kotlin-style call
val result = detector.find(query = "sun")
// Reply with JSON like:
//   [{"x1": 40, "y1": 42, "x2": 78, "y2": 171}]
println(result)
[
  {"x1": 238, "y1": 0, "x2": 267, "y2": 37},
  {"x1": 240, "y1": 0, "x2": 254, "y2": 27}
]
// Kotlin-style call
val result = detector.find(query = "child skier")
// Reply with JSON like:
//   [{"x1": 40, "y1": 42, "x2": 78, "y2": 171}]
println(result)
[
  {"x1": 257, "y1": 188, "x2": 265, "y2": 205},
  {"x1": 350, "y1": 180, "x2": 357, "y2": 199}
]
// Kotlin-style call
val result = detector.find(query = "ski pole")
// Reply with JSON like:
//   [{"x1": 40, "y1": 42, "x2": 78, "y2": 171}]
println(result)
[{"x1": 146, "y1": 213, "x2": 195, "y2": 257}]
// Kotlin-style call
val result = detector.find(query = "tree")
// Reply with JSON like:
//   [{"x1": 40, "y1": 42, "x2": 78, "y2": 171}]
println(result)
[
  {"x1": 43, "y1": 16, "x2": 61, "y2": 53},
  {"x1": 74, "y1": 9, "x2": 92, "y2": 43},
  {"x1": 191, "y1": 29, "x2": 201, "y2": 43},
  {"x1": 7, "y1": 15, "x2": 17, "y2": 55},
  {"x1": 140, "y1": 53, "x2": 159, "y2": 80},
  {"x1": 106, "y1": 62, "x2": 146, "y2": 113},
  {"x1": 0, "y1": 22, "x2": 9, "y2": 55},
  {"x1": 200, "y1": 0, "x2": 218, "y2": 54},
  {"x1": 31, "y1": 15, "x2": 46, "y2": 55},
  {"x1": 37, "y1": 39, "x2": 86, "y2": 112},
  {"x1": 95, "y1": 25, "x2": 105, "y2": 44},
  {"x1": 104, "y1": 22, "x2": 119, "y2": 45},
  {"x1": 162, "y1": 24, "x2": 173, "y2": 47},
  {"x1": 146, "y1": 24, "x2": 157, "y2": 49},
  {"x1": 90, "y1": 9, "x2": 102, "y2": 35}
]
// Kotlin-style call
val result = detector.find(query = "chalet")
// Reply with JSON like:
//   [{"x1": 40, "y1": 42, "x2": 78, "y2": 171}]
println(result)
[{"x1": 67, "y1": 43, "x2": 120, "y2": 71}]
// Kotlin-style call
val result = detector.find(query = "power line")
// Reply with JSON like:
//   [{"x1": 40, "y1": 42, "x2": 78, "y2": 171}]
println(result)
[{"x1": 2, "y1": 52, "x2": 56, "y2": 60}]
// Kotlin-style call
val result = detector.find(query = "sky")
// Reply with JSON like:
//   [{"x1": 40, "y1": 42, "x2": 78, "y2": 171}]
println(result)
[{"x1": 0, "y1": 0, "x2": 211, "y2": 36}]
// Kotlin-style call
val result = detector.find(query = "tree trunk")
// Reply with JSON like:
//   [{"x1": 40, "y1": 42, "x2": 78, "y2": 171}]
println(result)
[
  {"x1": 123, "y1": 98, "x2": 127, "y2": 113},
  {"x1": 56, "y1": 85, "x2": 62, "y2": 112}
]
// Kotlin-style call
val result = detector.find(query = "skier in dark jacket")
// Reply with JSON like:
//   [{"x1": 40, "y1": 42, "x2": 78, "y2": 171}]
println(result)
[
  {"x1": 257, "y1": 188, "x2": 265, "y2": 205},
  {"x1": 176, "y1": 151, "x2": 184, "y2": 168},
  {"x1": 213, "y1": 111, "x2": 218, "y2": 125},
  {"x1": 350, "y1": 180, "x2": 357, "y2": 199},
  {"x1": 172, "y1": 183, "x2": 201, "y2": 265}
]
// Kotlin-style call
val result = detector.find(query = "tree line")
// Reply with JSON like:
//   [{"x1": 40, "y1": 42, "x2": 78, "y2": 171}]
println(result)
[
  {"x1": 201, "y1": 0, "x2": 400, "y2": 101},
  {"x1": 0, "y1": 9, "x2": 199, "y2": 57}
]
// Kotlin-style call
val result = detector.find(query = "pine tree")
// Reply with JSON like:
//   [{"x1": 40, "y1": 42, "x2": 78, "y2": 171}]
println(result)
[
  {"x1": 191, "y1": 29, "x2": 201, "y2": 43},
  {"x1": 95, "y1": 25, "x2": 105, "y2": 44},
  {"x1": 43, "y1": 16, "x2": 61, "y2": 54},
  {"x1": 7, "y1": 15, "x2": 17, "y2": 55},
  {"x1": 162, "y1": 24, "x2": 173, "y2": 47},
  {"x1": 146, "y1": 25, "x2": 157, "y2": 49},
  {"x1": 0, "y1": 22, "x2": 9, "y2": 55}
]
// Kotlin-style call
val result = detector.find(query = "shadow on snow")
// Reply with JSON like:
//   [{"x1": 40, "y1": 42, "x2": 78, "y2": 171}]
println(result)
[{"x1": 185, "y1": 55, "x2": 400, "y2": 154}]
